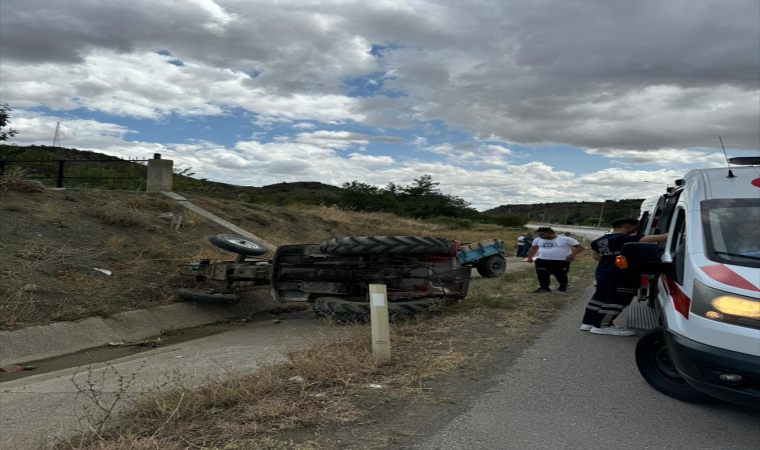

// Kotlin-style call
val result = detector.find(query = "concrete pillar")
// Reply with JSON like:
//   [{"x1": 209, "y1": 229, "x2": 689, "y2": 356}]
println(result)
[{"x1": 147, "y1": 154, "x2": 173, "y2": 192}]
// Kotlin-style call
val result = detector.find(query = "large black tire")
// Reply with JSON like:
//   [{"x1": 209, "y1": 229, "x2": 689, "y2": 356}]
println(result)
[
  {"x1": 476, "y1": 255, "x2": 506, "y2": 278},
  {"x1": 319, "y1": 236, "x2": 450, "y2": 255},
  {"x1": 175, "y1": 288, "x2": 239, "y2": 304},
  {"x1": 209, "y1": 234, "x2": 268, "y2": 256},
  {"x1": 635, "y1": 327, "x2": 709, "y2": 402},
  {"x1": 312, "y1": 296, "x2": 450, "y2": 322}
]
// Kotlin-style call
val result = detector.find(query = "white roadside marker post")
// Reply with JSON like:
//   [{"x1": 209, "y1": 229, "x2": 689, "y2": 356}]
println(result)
[{"x1": 369, "y1": 284, "x2": 391, "y2": 364}]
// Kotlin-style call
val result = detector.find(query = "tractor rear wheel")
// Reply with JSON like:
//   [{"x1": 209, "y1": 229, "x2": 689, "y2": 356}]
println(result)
[
  {"x1": 312, "y1": 296, "x2": 451, "y2": 322},
  {"x1": 319, "y1": 236, "x2": 450, "y2": 255}
]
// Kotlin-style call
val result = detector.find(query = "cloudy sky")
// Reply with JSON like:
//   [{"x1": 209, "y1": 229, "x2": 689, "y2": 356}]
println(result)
[{"x1": 1, "y1": 0, "x2": 758, "y2": 210}]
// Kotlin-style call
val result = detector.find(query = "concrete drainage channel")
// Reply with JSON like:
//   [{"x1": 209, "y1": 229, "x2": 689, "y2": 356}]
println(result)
[{"x1": 0, "y1": 290, "x2": 280, "y2": 375}]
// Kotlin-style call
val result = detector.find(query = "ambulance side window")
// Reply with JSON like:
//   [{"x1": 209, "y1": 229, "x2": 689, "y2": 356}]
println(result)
[
  {"x1": 671, "y1": 208, "x2": 687, "y2": 285},
  {"x1": 638, "y1": 211, "x2": 650, "y2": 236},
  {"x1": 670, "y1": 208, "x2": 686, "y2": 254}
]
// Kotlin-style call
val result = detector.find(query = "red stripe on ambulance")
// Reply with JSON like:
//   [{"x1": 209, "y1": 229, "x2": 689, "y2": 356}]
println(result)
[
  {"x1": 663, "y1": 276, "x2": 690, "y2": 319},
  {"x1": 700, "y1": 264, "x2": 760, "y2": 292}
]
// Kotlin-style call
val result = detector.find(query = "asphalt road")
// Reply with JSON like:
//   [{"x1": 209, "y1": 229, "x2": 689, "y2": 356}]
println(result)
[
  {"x1": 409, "y1": 284, "x2": 760, "y2": 450},
  {"x1": 526, "y1": 224, "x2": 607, "y2": 240}
]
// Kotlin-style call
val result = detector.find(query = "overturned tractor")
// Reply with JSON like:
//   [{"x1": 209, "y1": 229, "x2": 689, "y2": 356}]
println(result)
[{"x1": 178, "y1": 235, "x2": 506, "y2": 320}]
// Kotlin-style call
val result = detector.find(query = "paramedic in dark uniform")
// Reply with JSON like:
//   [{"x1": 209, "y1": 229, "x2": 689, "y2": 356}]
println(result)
[{"x1": 581, "y1": 218, "x2": 668, "y2": 336}]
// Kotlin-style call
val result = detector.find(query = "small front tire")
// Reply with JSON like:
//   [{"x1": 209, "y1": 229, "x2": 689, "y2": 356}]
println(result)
[
  {"x1": 208, "y1": 234, "x2": 268, "y2": 256},
  {"x1": 476, "y1": 255, "x2": 506, "y2": 278}
]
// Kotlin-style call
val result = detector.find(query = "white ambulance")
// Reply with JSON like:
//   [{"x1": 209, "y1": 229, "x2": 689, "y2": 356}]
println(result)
[{"x1": 620, "y1": 157, "x2": 760, "y2": 408}]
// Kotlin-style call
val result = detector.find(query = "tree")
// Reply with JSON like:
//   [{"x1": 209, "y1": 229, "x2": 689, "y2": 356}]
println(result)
[
  {"x1": 340, "y1": 181, "x2": 398, "y2": 212},
  {"x1": 340, "y1": 175, "x2": 475, "y2": 218},
  {"x1": 0, "y1": 104, "x2": 18, "y2": 141},
  {"x1": 487, "y1": 214, "x2": 528, "y2": 227},
  {"x1": 402, "y1": 174, "x2": 440, "y2": 197}
]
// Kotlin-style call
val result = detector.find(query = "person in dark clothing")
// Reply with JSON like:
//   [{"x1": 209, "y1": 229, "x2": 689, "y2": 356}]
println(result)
[
  {"x1": 526, "y1": 227, "x2": 584, "y2": 292},
  {"x1": 518, "y1": 233, "x2": 534, "y2": 257},
  {"x1": 581, "y1": 218, "x2": 668, "y2": 336}
]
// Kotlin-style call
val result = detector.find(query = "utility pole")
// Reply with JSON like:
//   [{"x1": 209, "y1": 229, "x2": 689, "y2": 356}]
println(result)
[
  {"x1": 564, "y1": 204, "x2": 568, "y2": 225},
  {"x1": 597, "y1": 199, "x2": 606, "y2": 229},
  {"x1": 52, "y1": 122, "x2": 62, "y2": 147}
]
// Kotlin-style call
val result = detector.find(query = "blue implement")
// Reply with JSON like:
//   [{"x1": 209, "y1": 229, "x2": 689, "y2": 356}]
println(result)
[{"x1": 458, "y1": 238, "x2": 505, "y2": 265}]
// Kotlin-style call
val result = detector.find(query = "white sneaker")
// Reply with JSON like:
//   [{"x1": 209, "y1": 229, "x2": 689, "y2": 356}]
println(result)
[
  {"x1": 579, "y1": 324, "x2": 593, "y2": 331},
  {"x1": 590, "y1": 325, "x2": 636, "y2": 336}
]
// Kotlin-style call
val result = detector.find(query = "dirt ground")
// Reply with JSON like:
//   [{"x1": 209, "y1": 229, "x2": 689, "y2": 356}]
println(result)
[
  {"x1": 0, "y1": 189, "x2": 224, "y2": 329},
  {"x1": 0, "y1": 188, "x2": 522, "y2": 330}
]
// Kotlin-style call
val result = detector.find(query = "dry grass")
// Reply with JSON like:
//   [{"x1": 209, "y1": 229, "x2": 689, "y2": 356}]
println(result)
[
  {"x1": 55, "y1": 324, "x2": 468, "y2": 450},
  {"x1": 0, "y1": 166, "x2": 44, "y2": 192},
  {"x1": 55, "y1": 269, "x2": 92, "y2": 283},
  {"x1": 0, "y1": 287, "x2": 39, "y2": 330},
  {"x1": 89, "y1": 201, "x2": 148, "y2": 227},
  {"x1": 291, "y1": 205, "x2": 523, "y2": 252},
  {"x1": 104, "y1": 236, "x2": 126, "y2": 255},
  {"x1": 0, "y1": 244, "x2": 103, "y2": 329},
  {"x1": 180, "y1": 209, "x2": 204, "y2": 230},
  {"x1": 56, "y1": 436, "x2": 327, "y2": 450},
  {"x1": 34, "y1": 202, "x2": 63, "y2": 221}
]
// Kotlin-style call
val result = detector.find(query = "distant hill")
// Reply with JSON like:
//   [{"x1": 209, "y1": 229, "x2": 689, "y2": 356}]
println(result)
[
  {"x1": 1, "y1": 144, "x2": 646, "y2": 224},
  {"x1": 483, "y1": 199, "x2": 645, "y2": 225},
  {"x1": 0, "y1": 144, "x2": 344, "y2": 205}
]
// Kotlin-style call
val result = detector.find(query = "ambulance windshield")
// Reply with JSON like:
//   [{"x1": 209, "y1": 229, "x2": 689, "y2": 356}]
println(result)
[{"x1": 702, "y1": 199, "x2": 760, "y2": 269}]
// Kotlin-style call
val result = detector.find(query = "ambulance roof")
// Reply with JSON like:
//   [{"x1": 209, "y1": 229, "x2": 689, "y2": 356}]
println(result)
[{"x1": 684, "y1": 166, "x2": 760, "y2": 201}]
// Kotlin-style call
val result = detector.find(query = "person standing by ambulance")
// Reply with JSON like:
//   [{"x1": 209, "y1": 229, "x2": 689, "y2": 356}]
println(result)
[
  {"x1": 526, "y1": 227, "x2": 584, "y2": 292},
  {"x1": 580, "y1": 218, "x2": 668, "y2": 336}
]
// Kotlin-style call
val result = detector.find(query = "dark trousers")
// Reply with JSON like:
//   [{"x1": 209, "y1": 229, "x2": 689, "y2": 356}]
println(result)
[
  {"x1": 534, "y1": 259, "x2": 570, "y2": 288},
  {"x1": 582, "y1": 275, "x2": 638, "y2": 327},
  {"x1": 517, "y1": 244, "x2": 526, "y2": 257}
]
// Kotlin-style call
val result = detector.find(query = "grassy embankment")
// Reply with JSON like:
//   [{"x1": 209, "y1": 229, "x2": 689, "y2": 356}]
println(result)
[{"x1": 0, "y1": 187, "x2": 522, "y2": 329}]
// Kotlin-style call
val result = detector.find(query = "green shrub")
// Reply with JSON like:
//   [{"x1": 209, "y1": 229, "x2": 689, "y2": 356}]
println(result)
[{"x1": 424, "y1": 216, "x2": 474, "y2": 230}]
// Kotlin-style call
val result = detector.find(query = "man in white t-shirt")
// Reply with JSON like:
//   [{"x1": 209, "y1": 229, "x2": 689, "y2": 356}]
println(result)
[
  {"x1": 526, "y1": 227, "x2": 584, "y2": 293},
  {"x1": 516, "y1": 234, "x2": 526, "y2": 257}
]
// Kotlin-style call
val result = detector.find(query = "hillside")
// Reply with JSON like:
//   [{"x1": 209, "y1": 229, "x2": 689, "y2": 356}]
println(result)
[
  {"x1": 0, "y1": 144, "x2": 343, "y2": 204},
  {"x1": 0, "y1": 184, "x2": 521, "y2": 330},
  {"x1": 3, "y1": 144, "x2": 645, "y2": 223},
  {"x1": 483, "y1": 199, "x2": 645, "y2": 224}
]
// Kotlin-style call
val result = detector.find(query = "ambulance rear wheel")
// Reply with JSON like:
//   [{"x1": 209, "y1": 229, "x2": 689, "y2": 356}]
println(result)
[{"x1": 635, "y1": 327, "x2": 709, "y2": 402}]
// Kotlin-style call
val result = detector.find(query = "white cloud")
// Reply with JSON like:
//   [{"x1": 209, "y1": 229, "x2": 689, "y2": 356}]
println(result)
[
  {"x1": 1, "y1": 0, "x2": 757, "y2": 154},
  {"x1": 1, "y1": 51, "x2": 363, "y2": 122},
  {"x1": 347, "y1": 153, "x2": 395, "y2": 169},
  {"x1": 585, "y1": 148, "x2": 727, "y2": 167},
  {"x1": 295, "y1": 130, "x2": 370, "y2": 149}
]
